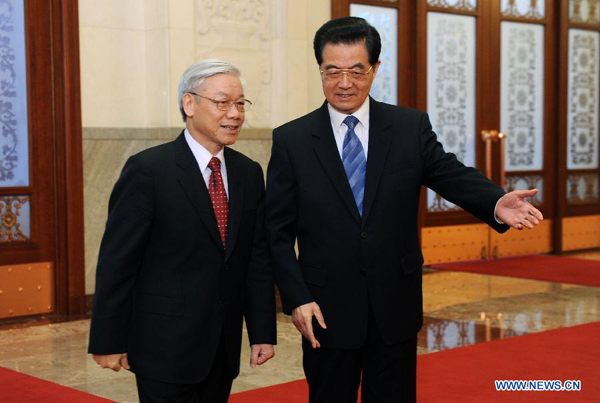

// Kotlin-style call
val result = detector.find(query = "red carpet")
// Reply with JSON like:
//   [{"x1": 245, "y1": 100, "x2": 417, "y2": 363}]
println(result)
[
  {"x1": 0, "y1": 367, "x2": 115, "y2": 402},
  {"x1": 231, "y1": 321, "x2": 600, "y2": 402},
  {"x1": 430, "y1": 255, "x2": 600, "y2": 287}
]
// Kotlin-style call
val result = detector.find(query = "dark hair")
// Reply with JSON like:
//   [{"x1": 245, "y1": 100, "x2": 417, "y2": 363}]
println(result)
[{"x1": 313, "y1": 16, "x2": 381, "y2": 66}]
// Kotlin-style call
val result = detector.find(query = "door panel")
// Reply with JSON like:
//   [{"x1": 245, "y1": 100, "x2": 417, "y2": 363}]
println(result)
[
  {"x1": 351, "y1": 4, "x2": 399, "y2": 105},
  {"x1": 0, "y1": 0, "x2": 85, "y2": 321},
  {"x1": 422, "y1": 0, "x2": 557, "y2": 261},
  {"x1": 426, "y1": 12, "x2": 477, "y2": 213}
]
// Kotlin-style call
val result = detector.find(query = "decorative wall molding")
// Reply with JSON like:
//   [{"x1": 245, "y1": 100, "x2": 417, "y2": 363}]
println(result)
[{"x1": 195, "y1": 0, "x2": 272, "y2": 129}]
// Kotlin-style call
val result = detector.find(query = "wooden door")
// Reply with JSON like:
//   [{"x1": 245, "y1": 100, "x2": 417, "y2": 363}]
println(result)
[
  {"x1": 0, "y1": 0, "x2": 85, "y2": 321},
  {"x1": 418, "y1": 0, "x2": 557, "y2": 264},
  {"x1": 556, "y1": 0, "x2": 600, "y2": 253}
]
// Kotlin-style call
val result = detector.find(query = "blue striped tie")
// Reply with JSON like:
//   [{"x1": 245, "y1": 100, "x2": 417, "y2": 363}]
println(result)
[{"x1": 342, "y1": 116, "x2": 366, "y2": 216}]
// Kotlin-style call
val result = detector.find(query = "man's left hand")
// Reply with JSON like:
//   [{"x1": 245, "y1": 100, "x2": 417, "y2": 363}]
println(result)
[
  {"x1": 496, "y1": 189, "x2": 544, "y2": 230},
  {"x1": 250, "y1": 344, "x2": 275, "y2": 368}
]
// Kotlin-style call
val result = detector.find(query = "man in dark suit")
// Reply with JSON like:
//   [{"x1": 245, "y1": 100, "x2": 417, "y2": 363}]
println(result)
[
  {"x1": 89, "y1": 59, "x2": 276, "y2": 403},
  {"x1": 266, "y1": 17, "x2": 543, "y2": 402}
]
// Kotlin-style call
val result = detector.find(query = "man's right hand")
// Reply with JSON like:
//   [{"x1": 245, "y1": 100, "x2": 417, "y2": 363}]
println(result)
[
  {"x1": 292, "y1": 302, "x2": 327, "y2": 349},
  {"x1": 93, "y1": 353, "x2": 130, "y2": 372}
]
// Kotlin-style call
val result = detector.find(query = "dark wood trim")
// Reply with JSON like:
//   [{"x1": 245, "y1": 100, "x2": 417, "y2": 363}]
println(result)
[
  {"x1": 555, "y1": 0, "x2": 569, "y2": 253},
  {"x1": 424, "y1": 210, "x2": 484, "y2": 227},
  {"x1": 426, "y1": 6, "x2": 479, "y2": 17},
  {"x1": 542, "y1": 0, "x2": 558, "y2": 220},
  {"x1": 564, "y1": 205, "x2": 600, "y2": 216},
  {"x1": 568, "y1": 22, "x2": 600, "y2": 32},
  {"x1": 398, "y1": 0, "x2": 416, "y2": 108},
  {"x1": 415, "y1": 0, "x2": 427, "y2": 112},
  {"x1": 331, "y1": 0, "x2": 349, "y2": 18},
  {"x1": 342, "y1": 0, "x2": 400, "y2": 7},
  {"x1": 0, "y1": 187, "x2": 30, "y2": 195},
  {"x1": 500, "y1": 16, "x2": 546, "y2": 24},
  {"x1": 51, "y1": 0, "x2": 86, "y2": 317}
]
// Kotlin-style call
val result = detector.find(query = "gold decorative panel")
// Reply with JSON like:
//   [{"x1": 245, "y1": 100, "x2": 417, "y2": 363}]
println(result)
[
  {"x1": 422, "y1": 224, "x2": 488, "y2": 265},
  {"x1": 562, "y1": 215, "x2": 600, "y2": 251},
  {"x1": 501, "y1": 0, "x2": 544, "y2": 19},
  {"x1": 428, "y1": 0, "x2": 477, "y2": 11},
  {"x1": 0, "y1": 195, "x2": 30, "y2": 242},
  {"x1": 570, "y1": 0, "x2": 600, "y2": 26},
  {"x1": 505, "y1": 175, "x2": 544, "y2": 205},
  {"x1": 566, "y1": 174, "x2": 599, "y2": 204},
  {"x1": 490, "y1": 219, "x2": 553, "y2": 258},
  {"x1": 0, "y1": 262, "x2": 54, "y2": 319}
]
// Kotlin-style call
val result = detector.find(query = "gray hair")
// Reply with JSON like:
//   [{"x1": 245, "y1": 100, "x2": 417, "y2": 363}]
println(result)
[{"x1": 178, "y1": 59, "x2": 241, "y2": 122}]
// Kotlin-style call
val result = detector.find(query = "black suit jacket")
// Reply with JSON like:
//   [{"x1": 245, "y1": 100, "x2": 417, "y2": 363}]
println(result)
[
  {"x1": 89, "y1": 132, "x2": 276, "y2": 384},
  {"x1": 266, "y1": 98, "x2": 508, "y2": 349}
]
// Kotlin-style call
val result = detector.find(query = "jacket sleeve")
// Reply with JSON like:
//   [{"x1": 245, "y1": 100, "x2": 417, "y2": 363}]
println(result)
[
  {"x1": 419, "y1": 112, "x2": 509, "y2": 233},
  {"x1": 88, "y1": 155, "x2": 155, "y2": 354},
  {"x1": 266, "y1": 128, "x2": 315, "y2": 314},
  {"x1": 244, "y1": 162, "x2": 277, "y2": 345}
]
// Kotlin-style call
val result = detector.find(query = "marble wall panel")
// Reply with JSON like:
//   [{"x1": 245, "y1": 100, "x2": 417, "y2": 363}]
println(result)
[
  {"x1": 79, "y1": 26, "x2": 147, "y2": 127},
  {"x1": 83, "y1": 138, "x2": 173, "y2": 294}
]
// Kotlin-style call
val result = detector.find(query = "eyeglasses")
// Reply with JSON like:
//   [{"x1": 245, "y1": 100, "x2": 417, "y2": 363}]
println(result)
[
  {"x1": 187, "y1": 92, "x2": 252, "y2": 112},
  {"x1": 320, "y1": 65, "x2": 374, "y2": 84}
]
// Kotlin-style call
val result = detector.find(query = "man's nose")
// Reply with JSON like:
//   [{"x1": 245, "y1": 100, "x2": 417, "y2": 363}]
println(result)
[
  {"x1": 226, "y1": 105, "x2": 242, "y2": 119},
  {"x1": 338, "y1": 73, "x2": 353, "y2": 88}
]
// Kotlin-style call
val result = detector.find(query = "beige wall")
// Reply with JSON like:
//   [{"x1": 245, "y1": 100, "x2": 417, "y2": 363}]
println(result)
[
  {"x1": 80, "y1": 0, "x2": 329, "y2": 129},
  {"x1": 81, "y1": 0, "x2": 331, "y2": 294}
]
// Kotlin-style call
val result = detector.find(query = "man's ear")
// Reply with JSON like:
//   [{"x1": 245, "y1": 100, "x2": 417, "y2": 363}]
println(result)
[
  {"x1": 372, "y1": 60, "x2": 382, "y2": 78},
  {"x1": 182, "y1": 93, "x2": 195, "y2": 119}
]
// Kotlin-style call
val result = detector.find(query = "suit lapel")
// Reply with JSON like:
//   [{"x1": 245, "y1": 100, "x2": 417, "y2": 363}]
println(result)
[
  {"x1": 361, "y1": 98, "x2": 393, "y2": 227},
  {"x1": 311, "y1": 102, "x2": 362, "y2": 224},
  {"x1": 174, "y1": 133, "x2": 223, "y2": 250},
  {"x1": 224, "y1": 148, "x2": 243, "y2": 261}
]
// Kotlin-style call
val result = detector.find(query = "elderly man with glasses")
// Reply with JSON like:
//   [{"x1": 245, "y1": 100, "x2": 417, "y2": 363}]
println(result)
[{"x1": 89, "y1": 59, "x2": 276, "y2": 403}]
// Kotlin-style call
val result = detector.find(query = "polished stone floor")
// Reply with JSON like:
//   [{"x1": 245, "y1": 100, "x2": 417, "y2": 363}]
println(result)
[{"x1": 1, "y1": 253, "x2": 599, "y2": 402}]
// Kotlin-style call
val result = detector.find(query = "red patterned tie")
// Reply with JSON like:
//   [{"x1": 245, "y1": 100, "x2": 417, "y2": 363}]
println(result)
[{"x1": 208, "y1": 157, "x2": 228, "y2": 248}]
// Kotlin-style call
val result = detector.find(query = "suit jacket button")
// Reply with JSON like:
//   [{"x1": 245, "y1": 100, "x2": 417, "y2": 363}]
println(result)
[
  {"x1": 224, "y1": 264, "x2": 230, "y2": 270},
  {"x1": 359, "y1": 268, "x2": 367, "y2": 276},
  {"x1": 360, "y1": 231, "x2": 368, "y2": 239}
]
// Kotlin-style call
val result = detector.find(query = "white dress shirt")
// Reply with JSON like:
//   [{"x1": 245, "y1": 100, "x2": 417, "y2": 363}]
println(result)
[
  {"x1": 184, "y1": 129, "x2": 229, "y2": 198},
  {"x1": 328, "y1": 97, "x2": 370, "y2": 159}
]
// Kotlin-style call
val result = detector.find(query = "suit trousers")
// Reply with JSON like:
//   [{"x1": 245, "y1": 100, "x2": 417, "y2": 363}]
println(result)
[
  {"x1": 302, "y1": 304, "x2": 417, "y2": 403},
  {"x1": 135, "y1": 333, "x2": 233, "y2": 403}
]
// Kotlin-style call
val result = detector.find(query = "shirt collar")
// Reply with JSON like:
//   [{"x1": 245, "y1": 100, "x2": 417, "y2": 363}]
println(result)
[
  {"x1": 327, "y1": 96, "x2": 370, "y2": 131},
  {"x1": 184, "y1": 128, "x2": 225, "y2": 171}
]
